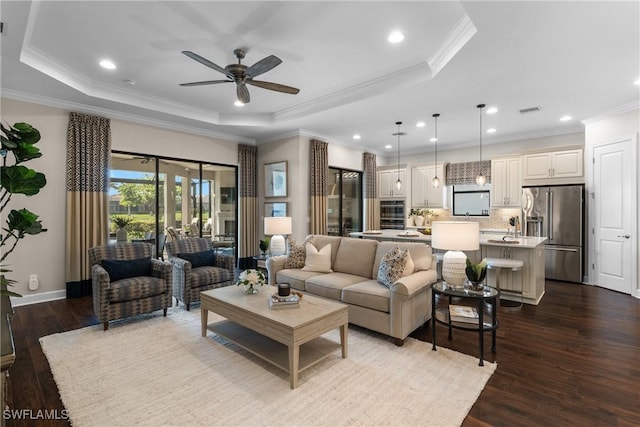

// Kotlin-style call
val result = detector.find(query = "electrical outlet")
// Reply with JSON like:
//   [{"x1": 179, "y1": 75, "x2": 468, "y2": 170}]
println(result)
[{"x1": 29, "y1": 274, "x2": 39, "y2": 290}]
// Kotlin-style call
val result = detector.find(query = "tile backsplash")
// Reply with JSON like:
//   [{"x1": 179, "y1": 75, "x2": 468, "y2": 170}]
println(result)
[{"x1": 409, "y1": 207, "x2": 522, "y2": 232}]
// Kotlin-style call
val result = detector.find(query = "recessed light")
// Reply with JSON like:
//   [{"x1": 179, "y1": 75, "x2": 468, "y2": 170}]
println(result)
[
  {"x1": 99, "y1": 59, "x2": 116, "y2": 70},
  {"x1": 560, "y1": 115, "x2": 572, "y2": 122},
  {"x1": 634, "y1": 78, "x2": 640, "y2": 85},
  {"x1": 353, "y1": 134, "x2": 361, "y2": 140},
  {"x1": 416, "y1": 121, "x2": 426, "y2": 128},
  {"x1": 486, "y1": 128, "x2": 496, "y2": 133},
  {"x1": 430, "y1": 137, "x2": 437, "y2": 143},
  {"x1": 234, "y1": 100, "x2": 245, "y2": 107},
  {"x1": 486, "y1": 107, "x2": 498, "y2": 114},
  {"x1": 388, "y1": 31, "x2": 405, "y2": 43},
  {"x1": 384, "y1": 144, "x2": 393, "y2": 149}
]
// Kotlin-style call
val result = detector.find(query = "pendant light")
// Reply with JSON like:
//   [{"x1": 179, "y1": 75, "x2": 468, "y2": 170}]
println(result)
[
  {"x1": 432, "y1": 113, "x2": 441, "y2": 188},
  {"x1": 475, "y1": 103, "x2": 486, "y2": 186},
  {"x1": 393, "y1": 121, "x2": 404, "y2": 191}
]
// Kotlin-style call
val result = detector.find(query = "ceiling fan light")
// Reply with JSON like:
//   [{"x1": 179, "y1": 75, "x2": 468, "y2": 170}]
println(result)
[{"x1": 234, "y1": 100, "x2": 245, "y2": 107}]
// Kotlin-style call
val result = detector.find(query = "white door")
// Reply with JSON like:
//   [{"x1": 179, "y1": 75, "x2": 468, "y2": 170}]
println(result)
[{"x1": 593, "y1": 137, "x2": 637, "y2": 294}]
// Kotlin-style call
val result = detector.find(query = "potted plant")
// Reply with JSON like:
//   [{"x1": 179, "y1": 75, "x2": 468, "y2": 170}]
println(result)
[
  {"x1": 259, "y1": 237, "x2": 270, "y2": 257},
  {"x1": 112, "y1": 216, "x2": 133, "y2": 242},
  {"x1": 465, "y1": 258, "x2": 487, "y2": 291},
  {"x1": 0, "y1": 122, "x2": 47, "y2": 297}
]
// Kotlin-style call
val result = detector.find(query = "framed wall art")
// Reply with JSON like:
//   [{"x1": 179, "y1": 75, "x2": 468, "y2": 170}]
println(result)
[
  {"x1": 264, "y1": 202, "x2": 288, "y2": 217},
  {"x1": 264, "y1": 161, "x2": 287, "y2": 197}
]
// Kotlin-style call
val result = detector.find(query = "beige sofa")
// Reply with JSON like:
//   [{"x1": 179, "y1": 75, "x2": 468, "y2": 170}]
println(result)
[{"x1": 266, "y1": 235, "x2": 437, "y2": 345}]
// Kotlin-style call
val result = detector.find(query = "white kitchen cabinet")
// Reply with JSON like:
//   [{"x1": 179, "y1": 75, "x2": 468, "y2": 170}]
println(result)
[
  {"x1": 410, "y1": 163, "x2": 445, "y2": 207},
  {"x1": 491, "y1": 156, "x2": 521, "y2": 207},
  {"x1": 379, "y1": 169, "x2": 406, "y2": 198},
  {"x1": 522, "y1": 149, "x2": 583, "y2": 180},
  {"x1": 481, "y1": 244, "x2": 545, "y2": 305}
]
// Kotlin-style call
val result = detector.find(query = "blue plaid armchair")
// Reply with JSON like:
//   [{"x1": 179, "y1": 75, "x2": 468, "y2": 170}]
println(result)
[
  {"x1": 89, "y1": 242, "x2": 173, "y2": 331},
  {"x1": 165, "y1": 237, "x2": 235, "y2": 310}
]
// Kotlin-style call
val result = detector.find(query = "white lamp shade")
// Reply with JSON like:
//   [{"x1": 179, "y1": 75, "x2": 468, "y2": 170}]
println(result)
[
  {"x1": 264, "y1": 217, "x2": 292, "y2": 235},
  {"x1": 430, "y1": 221, "x2": 480, "y2": 251},
  {"x1": 431, "y1": 221, "x2": 480, "y2": 287}
]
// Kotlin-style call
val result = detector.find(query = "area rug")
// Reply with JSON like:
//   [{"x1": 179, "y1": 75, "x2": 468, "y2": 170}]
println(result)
[{"x1": 40, "y1": 309, "x2": 496, "y2": 427}]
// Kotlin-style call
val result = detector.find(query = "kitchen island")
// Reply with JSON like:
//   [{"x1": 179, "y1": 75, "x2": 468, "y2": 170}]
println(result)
[{"x1": 350, "y1": 229, "x2": 547, "y2": 305}]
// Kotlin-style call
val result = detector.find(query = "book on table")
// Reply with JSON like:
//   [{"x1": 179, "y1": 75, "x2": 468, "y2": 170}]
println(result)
[
  {"x1": 449, "y1": 304, "x2": 479, "y2": 324},
  {"x1": 269, "y1": 293, "x2": 300, "y2": 310}
]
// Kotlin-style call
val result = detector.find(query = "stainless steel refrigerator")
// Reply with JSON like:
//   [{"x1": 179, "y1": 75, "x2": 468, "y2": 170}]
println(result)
[{"x1": 522, "y1": 184, "x2": 584, "y2": 283}]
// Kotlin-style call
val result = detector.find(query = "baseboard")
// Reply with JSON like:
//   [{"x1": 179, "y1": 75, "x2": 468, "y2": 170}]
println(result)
[{"x1": 10, "y1": 289, "x2": 67, "y2": 307}]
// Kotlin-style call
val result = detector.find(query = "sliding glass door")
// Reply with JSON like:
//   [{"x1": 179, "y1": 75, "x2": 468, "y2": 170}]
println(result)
[
  {"x1": 328, "y1": 168, "x2": 363, "y2": 236},
  {"x1": 110, "y1": 152, "x2": 237, "y2": 258}
]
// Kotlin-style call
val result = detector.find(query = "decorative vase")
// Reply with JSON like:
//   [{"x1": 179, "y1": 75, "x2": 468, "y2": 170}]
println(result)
[
  {"x1": 408, "y1": 215, "x2": 416, "y2": 226},
  {"x1": 245, "y1": 284, "x2": 259, "y2": 294},
  {"x1": 116, "y1": 227, "x2": 128, "y2": 243},
  {"x1": 414, "y1": 215, "x2": 425, "y2": 226},
  {"x1": 465, "y1": 280, "x2": 485, "y2": 292}
]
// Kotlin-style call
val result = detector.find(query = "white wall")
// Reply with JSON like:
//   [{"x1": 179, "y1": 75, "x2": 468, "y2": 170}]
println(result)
[
  {"x1": 585, "y1": 108, "x2": 640, "y2": 296},
  {"x1": 1, "y1": 98, "x2": 240, "y2": 304}
]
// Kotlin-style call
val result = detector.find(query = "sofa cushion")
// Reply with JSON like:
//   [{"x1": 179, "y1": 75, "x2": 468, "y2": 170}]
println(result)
[
  {"x1": 341, "y1": 280, "x2": 390, "y2": 313},
  {"x1": 403, "y1": 251, "x2": 415, "y2": 276},
  {"x1": 372, "y1": 242, "x2": 432, "y2": 277},
  {"x1": 302, "y1": 243, "x2": 333, "y2": 273},
  {"x1": 101, "y1": 258, "x2": 151, "y2": 282},
  {"x1": 305, "y1": 273, "x2": 368, "y2": 300},
  {"x1": 177, "y1": 250, "x2": 216, "y2": 268},
  {"x1": 377, "y1": 246, "x2": 409, "y2": 288},
  {"x1": 276, "y1": 269, "x2": 324, "y2": 291},
  {"x1": 332, "y1": 237, "x2": 379, "y2": 278}
]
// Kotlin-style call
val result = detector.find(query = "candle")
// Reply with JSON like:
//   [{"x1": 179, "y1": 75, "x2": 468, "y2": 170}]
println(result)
[{"x1": 278, "y1": 283, "x2": 291, "y2": 297}]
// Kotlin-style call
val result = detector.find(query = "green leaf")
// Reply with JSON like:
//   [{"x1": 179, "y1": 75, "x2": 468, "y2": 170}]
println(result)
[
  {"x1": 0, "y1": 165, "x2": 47, "y2": 195},
  {"x1": 6, "y1": 208, "x2": 47, "y2": 237}
]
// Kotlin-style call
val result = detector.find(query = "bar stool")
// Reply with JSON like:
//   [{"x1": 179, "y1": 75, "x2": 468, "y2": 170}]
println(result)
[{"x1": 486, "y1": 257, "x2": 524, "y2": 310}]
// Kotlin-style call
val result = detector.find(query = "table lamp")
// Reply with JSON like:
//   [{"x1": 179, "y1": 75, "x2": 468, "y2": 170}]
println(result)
[
  {"x1": 431, "y1": 221, "x2": 480, "y2": 287},
  {"x1": 264, "y1": 216, "x2": 292, "y2": 256}
]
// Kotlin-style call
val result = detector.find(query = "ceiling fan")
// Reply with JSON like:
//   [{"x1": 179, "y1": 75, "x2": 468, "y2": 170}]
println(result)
[{"x1": 179, "y1": 48, "x2": 300, "y2": 104}]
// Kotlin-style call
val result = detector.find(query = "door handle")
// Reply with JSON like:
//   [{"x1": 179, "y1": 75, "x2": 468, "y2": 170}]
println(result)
[
  {"x1": 544, "y1": 247, "x2": 578, "y2": 253},
  {"x1": 617, "y1": 234, "x2": 631, "y2": 239}
]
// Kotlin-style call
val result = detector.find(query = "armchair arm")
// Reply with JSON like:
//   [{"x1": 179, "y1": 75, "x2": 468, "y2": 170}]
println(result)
[
  {"x1": 214, "y1": 253, "x2": 235, "y2": 274},
  {"x1": 170, "y1": 257, "x2": 192, "y2": 293},
  {"x1": 266, "y1": 255, "x2": 287, "y2": 285},
  {"x1": 151, "y1": 259, "x2": 173, "y2": 288},
  {"x1": 91, "y1": 264, "x2": 111, "y2": 321}
]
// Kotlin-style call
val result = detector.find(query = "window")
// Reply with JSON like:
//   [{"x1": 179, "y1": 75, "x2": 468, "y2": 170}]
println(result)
[{"x1": 452, "y1": 184, "x2": 490, "y2": 216}]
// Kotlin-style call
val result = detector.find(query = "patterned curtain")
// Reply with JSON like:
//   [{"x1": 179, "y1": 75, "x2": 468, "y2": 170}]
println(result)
[
  {"x1": 310, "y1": 139, "x2": 328, "y2": 235},
  {"x1": 445, "y1": 160, "x2": 492, "y2": 185},
  {"x1": 65, "y1": 112, "x2": 111, "y2": 298},
  {"x1": 238, "y1": 144, "x2": 258, "y2": 269},
  {"x1": 363, "y1": 152, "x2": 379, "y2": 230}
]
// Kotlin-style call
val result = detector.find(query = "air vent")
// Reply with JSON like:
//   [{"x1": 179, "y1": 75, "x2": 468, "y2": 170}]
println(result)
[{"x1": 519, "y1": 106, "x2": 541, "y2": 114}]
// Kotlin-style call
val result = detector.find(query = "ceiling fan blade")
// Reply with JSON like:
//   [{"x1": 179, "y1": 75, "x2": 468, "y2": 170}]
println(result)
[
  {"x1": 247, "y1": 80, "x2": 300, "y2": 94},
  {"x1": 237, "y1": 83, "x2": 250, "y2": 104},
  {"x1": 181, "y1": 50, "x2": 231, "y2": 77},
  {"x1": 246, "y1": 55, "x2": 282, "y2": 78},
  {"x1": 179, "y1": 80, "x2": 233, "y2": 87}
]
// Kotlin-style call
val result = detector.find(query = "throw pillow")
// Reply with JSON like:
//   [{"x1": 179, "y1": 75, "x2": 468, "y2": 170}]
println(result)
[
  {"x1": 377, "y1": 247, "x2": 409, "y2": 288},
  {"x1": 402, "y1": 250, "x2": 415, "y2": 277},
  {"x1": 301, "y1": 243, "x2": 333, "y2": 273},
  {"x1": 284, "y1": 236, "x2": 313, "y2": 269},
  {"x1": 101, "y1": 258, "x2": 152, "y2": 282},
  {"x1": 177, "y1": 250, "x2": 216, "y2": 268}
]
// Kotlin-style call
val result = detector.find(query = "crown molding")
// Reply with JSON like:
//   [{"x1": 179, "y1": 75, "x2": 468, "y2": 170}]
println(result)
[
  {"x1": 428, "y1": 14, "x2": 477, "y2": 76},
  {"x1": 581, "y1": 101, "x2": 640, "y2": 125},
  {"x1": 1, "y1": 89, "x2": 256, "y2": 144}
]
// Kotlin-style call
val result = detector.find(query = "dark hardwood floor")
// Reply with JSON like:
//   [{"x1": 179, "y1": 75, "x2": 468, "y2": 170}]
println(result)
[{"x1": 5, "y1": 280, "x2": 640, "y2": 426}]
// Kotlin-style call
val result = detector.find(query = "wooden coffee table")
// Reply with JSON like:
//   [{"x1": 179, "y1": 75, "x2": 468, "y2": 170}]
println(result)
[{"x1": 200, "y1": 285, "x2": 348, "y2": 389}]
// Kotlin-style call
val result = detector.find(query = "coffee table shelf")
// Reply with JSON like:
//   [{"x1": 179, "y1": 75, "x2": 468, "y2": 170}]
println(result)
[{"x1": 209, "y1": 320, "x2": 343, "y2": 374}]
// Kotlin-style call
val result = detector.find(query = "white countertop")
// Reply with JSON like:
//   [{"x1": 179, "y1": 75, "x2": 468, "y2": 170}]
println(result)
[{"x1": 350, "y1": 230, "x2": 547, "y2": 248}]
